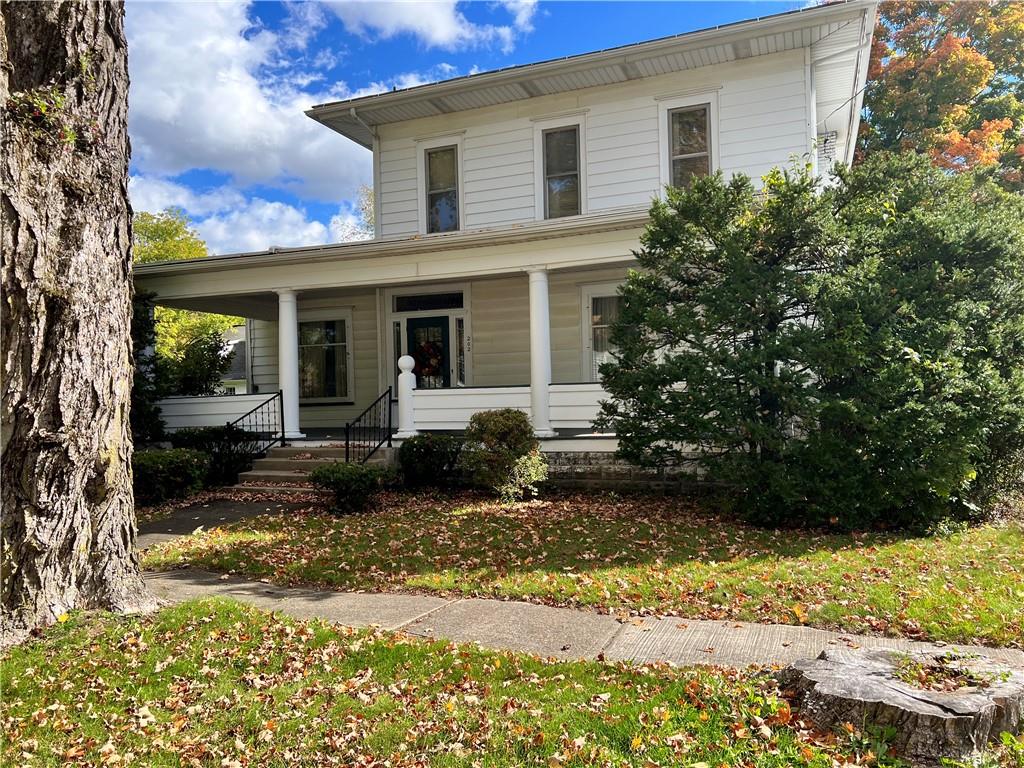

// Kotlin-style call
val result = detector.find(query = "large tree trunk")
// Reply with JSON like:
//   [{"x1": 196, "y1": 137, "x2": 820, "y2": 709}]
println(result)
[{"x1": 1, "y1": 0, "x2": 156, "y2": 645}]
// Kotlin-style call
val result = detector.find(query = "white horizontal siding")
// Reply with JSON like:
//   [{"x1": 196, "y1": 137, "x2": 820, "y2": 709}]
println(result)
[
  {"x1": 410, "y1": 383, "x2": 606, "y2": 431},
  {"x1": 412, "y1": 387, "x2": 531, "y2": 431},
  {"x1": 375, "y1": 49, "x2": 810, "y2": 235},
  {"x1": 158, "y1": 394, "x2": 280, "y2": 431}
]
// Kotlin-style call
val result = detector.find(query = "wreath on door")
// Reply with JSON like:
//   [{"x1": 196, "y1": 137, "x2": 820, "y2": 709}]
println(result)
[{"x1": 413, "y1": 340, "x2": 444, "y2": 378}]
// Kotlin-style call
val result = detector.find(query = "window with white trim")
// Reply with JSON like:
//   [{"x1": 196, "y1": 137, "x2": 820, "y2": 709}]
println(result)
[
  {"x1": 542, "y1": 126, "x2": 580, "y2": 218},
  {"x1": 298, "y1": 316, "x2": 353, "y2": 400},
  {"x1": 668, "y1": 104, "x2": 711, "y2": 187},
  {"x1": 581, "y1": 283, "x2": 623, "y2": 382},
  {"x1": 425, "y1": 145, "x2": 459, "y2": 233}
]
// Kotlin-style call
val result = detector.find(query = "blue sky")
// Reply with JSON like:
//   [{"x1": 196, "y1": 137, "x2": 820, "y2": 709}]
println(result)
[{"x1": 126, "y1": 1, "x2": 804, "y2": 254}]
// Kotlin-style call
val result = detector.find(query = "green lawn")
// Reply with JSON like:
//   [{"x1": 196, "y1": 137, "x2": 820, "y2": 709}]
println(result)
[
  {"x1": 1, "y1": 598, "x2": 902, "y2": 767},
  {"x1": 143, "y1": 492, "x2": 1024, "y2": 647}
]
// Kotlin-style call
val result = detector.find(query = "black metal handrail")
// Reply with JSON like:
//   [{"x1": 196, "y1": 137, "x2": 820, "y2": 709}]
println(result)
[
  {"x1": 226, "y1": 389, "x2": 286, "y2": 459},
  {"x1": 345, "y1": 387, "x2": 392, "y2": 463}
]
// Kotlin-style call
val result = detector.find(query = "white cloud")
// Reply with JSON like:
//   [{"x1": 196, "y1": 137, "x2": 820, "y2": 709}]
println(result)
[
  {"x1": 126, "y1": 1, "x2": 370, "y2": 202},
  {"x1": 329, "y1": 209, "x2": 373, "y2": 242},
  {"x1": 130, "y1": 174, "x2": 371, "y2": 255},
  {"x1": 194, "y1": 199, "x2": 331, "y2": 255},
  {"x1": 123, "y1": 1, "x2": 537, "y2": 255},
  {"x1": 129, "y1": 176, "x2": 245, "y2": 217},
  {"x1": 327, "y1": 0, "x2": 537, "y2": 53}
]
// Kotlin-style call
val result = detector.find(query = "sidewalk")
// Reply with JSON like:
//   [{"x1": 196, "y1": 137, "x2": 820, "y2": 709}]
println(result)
[{"x1": 144, "y1": 568, "x2": 1024, "y2": 669}]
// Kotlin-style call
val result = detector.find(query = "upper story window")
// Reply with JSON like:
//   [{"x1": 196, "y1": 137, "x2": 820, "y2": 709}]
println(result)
[
  {"x1": 668, "y1": 104, "x2": 711, "y2": 187},
  {"x1": 425, "y1": 145, "x2": 459, "y2": 233},
  {"x1": 542, "y1": 126, "x2": 580, "y2": 218}
]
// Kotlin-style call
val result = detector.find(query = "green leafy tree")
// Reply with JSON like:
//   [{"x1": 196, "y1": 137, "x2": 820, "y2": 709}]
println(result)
[
  {"x1": 599, "y1": 156, "x2": 1024, "y2": 530},
  {"x1": 133, "y1": 208, "x2": 206, "y2": 263},
  {"x1": 166, "y1": 332, "x2": 233, "y2": 396},
  {"x1": 860, "y1": 1, "x2": 1024, "y2": 190},
  {"x1": 816, "y1": 153, "x2": 1024, "y2": 527},
  {"x1": 132, "y1": 208, "x2": 240, "y2": 390},
  {"x1": 597, "y1": 167, "x2": 843, "y2": 521},
  {"x1": 130, "y1": 291, "x2": 165, "y2": 445}
]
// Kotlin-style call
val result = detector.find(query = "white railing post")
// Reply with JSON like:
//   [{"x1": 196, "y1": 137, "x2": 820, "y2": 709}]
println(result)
[
  {"x1": 395, "y1": 354, "x2": 418, "y2": 439},
  {"x1": 528, "y1": 268, "x2": 556, "y2": 437}
]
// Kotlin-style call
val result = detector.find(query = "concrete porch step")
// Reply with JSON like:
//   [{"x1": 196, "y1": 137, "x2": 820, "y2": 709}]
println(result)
[
  {"x1": 267, "y1": 446, "x2": 347, "y2": 459},
  {"x1": 237, "y1": 469, "x2": 318, "y2": 484},
  {"x1": 233, "y1": 447, "x2": 395, "y2": 492},
  {"x1": 252, "y1": 457, "x2": 341, "y2": 472}
]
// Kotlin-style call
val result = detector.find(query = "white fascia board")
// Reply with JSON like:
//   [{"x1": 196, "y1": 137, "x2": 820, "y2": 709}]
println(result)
[
  {"x1": 308, "y1": 1, "x2": 875, "y2": 128},
  {"x1": 133, "y1": 207, "x2": 650, "y2": 279}
]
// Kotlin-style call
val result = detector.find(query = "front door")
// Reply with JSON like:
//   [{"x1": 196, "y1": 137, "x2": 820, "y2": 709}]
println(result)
[{"x1": 406, "y1": 316, "x2": 450, "y2": 389}]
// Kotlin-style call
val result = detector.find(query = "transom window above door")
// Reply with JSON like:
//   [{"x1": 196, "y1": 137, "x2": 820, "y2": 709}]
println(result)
[
  {"x1": 425, "y1": 145, "x2": 459, "y2": 233},
  {"x1": 543, "y1": 126, "x2": 580, "y2": 218},
  {"x1": 668, "y1": 104, "x2": 711, "y2": 187}
]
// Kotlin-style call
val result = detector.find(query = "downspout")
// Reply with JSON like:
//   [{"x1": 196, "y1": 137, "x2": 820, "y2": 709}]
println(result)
[
  {"x1": 350, "y1": 107, "x2": 382, "y2": 240},
  {"x1": 804, "y1": 47, "x2": 817, "y2": 177}
]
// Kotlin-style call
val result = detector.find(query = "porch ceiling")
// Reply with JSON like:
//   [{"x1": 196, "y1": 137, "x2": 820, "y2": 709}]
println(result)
[{"x1": 153, "y1": 291, "x2": 280, "y2": 320}]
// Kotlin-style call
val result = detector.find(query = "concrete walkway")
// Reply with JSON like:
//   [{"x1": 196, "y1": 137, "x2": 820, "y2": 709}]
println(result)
[
  {"x1": 144, "y1": 568, "x2": 1024, "y2": 669},
  {"x1": 139, "y1": 500, "x2": 1023, "y2": 669}
]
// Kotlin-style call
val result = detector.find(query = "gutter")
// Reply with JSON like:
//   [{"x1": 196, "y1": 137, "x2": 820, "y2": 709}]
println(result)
[
  {"x1": 845, "y1": 4, "x2": 877, "y2": 166},
  {"x1": 307, "y1": 0, "x2": 875, "y2": 124},
  {"x1": 134, "y1": 208, "x2": 651, "y2": 278}
]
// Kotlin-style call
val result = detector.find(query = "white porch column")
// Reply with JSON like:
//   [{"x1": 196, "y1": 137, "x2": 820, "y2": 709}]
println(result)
[
  {"x1": 276, "y1": 289, "x2": 305, "y2": 439},
  {"x1": 395, "y1": 355, "x2": 418, "y2": 439},
  {"x1": 527, "y1": 268, "x2": 556, "y2": 437}
]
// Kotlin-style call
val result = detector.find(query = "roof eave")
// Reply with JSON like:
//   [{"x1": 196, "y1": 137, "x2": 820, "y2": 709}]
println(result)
[
  {"x1": 133, "y1": 207, "x2": 651, "y2": 279},
  {"x1": 307, "y1": 0, "x2": 875, "y2": 144}
]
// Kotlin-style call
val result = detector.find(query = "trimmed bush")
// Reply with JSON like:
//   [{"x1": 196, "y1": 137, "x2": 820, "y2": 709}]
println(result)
[
  {"x1": 133, "y1": 448, "x2": 209, "y2": 506},
  {"x1": 497, "y1": 449, "x2": 549, "y2": 504},
  {"x1": 309, "y1": 462, "x2": 385, "y2": 515},
  {"x1": 460, "y1": 409, "x2": 542, "y2": 498},
  {"x1": 169, "y1": 425, "x2": 257, "y2": 485},
  {"x1": 398, "y1": 433, "x2": 463, "y2": 488},
  {"x1": 598, "y1": 153, "x2": 1024, "y2": 531}
]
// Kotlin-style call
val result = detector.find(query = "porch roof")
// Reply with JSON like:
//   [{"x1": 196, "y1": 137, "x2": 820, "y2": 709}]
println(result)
[
  {"x1": 308, "y1": 0, "x2": 876, "y2": 159},
  {"x1": 133, "y1": 208, "x2": 647, "y2": 318}
]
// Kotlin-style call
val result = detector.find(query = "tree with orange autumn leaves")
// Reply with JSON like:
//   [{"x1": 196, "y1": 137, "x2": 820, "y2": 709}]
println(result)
[{"x1": 859, "y1": 0, "x2": 1024, "y2": 190}]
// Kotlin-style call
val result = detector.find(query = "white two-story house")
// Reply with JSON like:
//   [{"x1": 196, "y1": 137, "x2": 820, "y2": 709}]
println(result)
[{"x1": 138, "y1": 1, "x2": 875, "y2": 452}]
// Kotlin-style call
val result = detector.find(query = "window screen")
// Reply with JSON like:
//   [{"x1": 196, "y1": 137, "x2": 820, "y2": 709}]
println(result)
[
  {"x1": 543, "y1": 126, "x2": 580, "y2": 218},
  {"x1": 426, "y1": 146, "x2": 459, "y2": 233},
  {"x1": 669, "y1": 105, "x2": 710, "y2": 187}
]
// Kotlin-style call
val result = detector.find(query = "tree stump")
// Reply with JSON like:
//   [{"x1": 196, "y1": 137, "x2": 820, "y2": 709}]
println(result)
[{"x1": 778, "y1": 648, "x2": 1024, "y2": 765}]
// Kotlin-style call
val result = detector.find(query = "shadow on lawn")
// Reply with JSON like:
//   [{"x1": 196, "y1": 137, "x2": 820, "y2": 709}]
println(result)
[{"x1": 148, "y1": 488, "x2": 909, "y2": 583}]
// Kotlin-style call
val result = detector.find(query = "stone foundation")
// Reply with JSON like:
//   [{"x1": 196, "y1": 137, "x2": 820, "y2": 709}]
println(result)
[{"x1": 544, "y1": 451, "x2": 698, "y2": 492}]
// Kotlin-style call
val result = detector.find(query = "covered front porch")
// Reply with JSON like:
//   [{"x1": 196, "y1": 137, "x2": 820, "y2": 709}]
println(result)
[{"x1": 136, "y1": 215, "x2": 645, "y2": 443}]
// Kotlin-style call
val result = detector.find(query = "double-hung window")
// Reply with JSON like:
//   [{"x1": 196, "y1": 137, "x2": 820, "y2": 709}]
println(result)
[
  {"x1": 668, "y1": 104, "x2": 711, "y2": 187},
  {"x1": 425, "y1": 145, "x2": 459, "y2": 233},
  {"x1": 542, "y1": 126, "x2": 580, "y2": 218},
  {"x1": 298, "y1": 316, "x2": 353, "y2": 401}
]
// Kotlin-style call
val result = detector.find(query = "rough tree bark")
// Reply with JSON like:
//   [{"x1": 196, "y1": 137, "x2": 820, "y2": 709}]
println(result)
[{"x1": 1, "y1": 0, "x2": 157, "y2": 645}]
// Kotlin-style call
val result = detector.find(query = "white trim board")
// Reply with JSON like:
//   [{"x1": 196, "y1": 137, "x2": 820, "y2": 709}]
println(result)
[
  {"x1": 656, "y1": 90, "x2": 720, "y2": 193},
  {"x1": 532, "y1": 112, "x2": 589, "y2": 222},
  {"x1": 415, "y1": 133, "x2": 465, "y2": 236}
]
